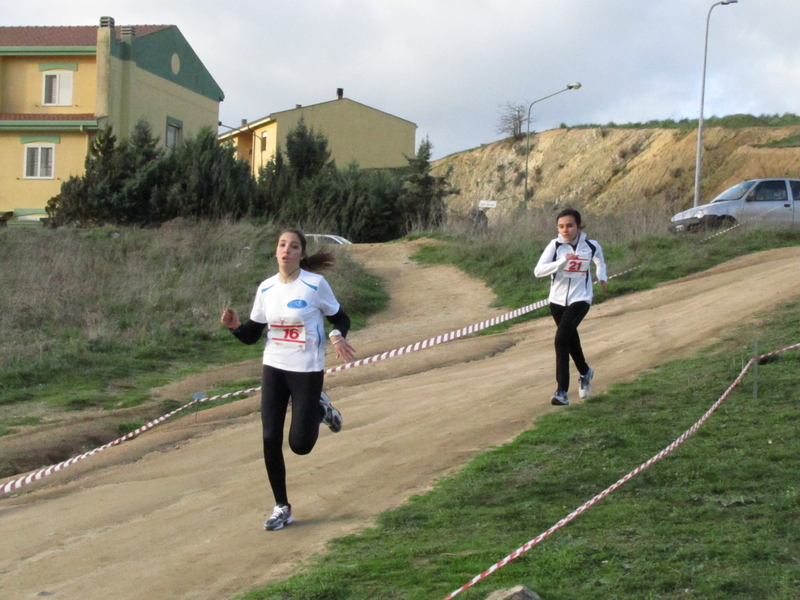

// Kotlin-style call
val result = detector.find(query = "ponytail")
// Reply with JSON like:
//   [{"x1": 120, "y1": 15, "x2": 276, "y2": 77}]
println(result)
[
  {"x1": 301, "y1": 250, "x2": 336, "y2": 273},
  {"x1": 281, "y1": 229, "x2": 336, "y2": 273}
]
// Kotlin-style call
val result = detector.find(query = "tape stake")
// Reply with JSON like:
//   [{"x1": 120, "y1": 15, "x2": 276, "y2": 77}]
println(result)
[{"x1": 753, "y1": 341, "x2": 759, "y2": 400}]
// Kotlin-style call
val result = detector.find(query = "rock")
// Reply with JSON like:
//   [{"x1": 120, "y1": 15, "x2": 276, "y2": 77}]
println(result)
[{"x1": 484, "y1": 584, "x2": 543, "y2": 600}]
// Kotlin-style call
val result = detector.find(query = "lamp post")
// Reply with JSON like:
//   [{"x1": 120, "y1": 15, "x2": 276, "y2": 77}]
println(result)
[
  {"x1": 693, "y1": 0, "x2": 737, "y2": 207},
  {"x1": 524, "y1": 83, "x2": 582, "y2": 204}
]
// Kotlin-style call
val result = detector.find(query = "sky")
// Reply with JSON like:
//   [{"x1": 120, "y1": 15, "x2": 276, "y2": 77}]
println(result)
[{"x1": 3, "y1": 0, "x2": 799, "y2": 160}]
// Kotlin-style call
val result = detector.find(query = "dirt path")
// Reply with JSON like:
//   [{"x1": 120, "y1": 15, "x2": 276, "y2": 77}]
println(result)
[{"x1": 2, "y1": 242, "x2": 799, "y2": 600}]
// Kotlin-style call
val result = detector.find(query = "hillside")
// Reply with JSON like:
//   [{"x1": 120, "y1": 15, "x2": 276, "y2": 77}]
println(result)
[{"x1": 433, "y1": 126, "x2": 800, "y2": 219}]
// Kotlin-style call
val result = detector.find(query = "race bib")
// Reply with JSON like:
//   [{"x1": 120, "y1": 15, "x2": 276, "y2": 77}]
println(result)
[
  {"x1": 269, "y1": 316, "x2": 306, "y2": 350},
  {"x1": 563, "y1": 257, "x2": 589, "y2": 279}
]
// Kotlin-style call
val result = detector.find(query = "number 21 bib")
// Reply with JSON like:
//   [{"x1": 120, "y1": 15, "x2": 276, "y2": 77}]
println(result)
[{"x1": 563, "y1": 257, "x2": 589, "y2": 279}]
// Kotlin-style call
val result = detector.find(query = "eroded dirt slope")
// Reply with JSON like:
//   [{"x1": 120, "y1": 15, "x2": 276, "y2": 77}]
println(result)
[{"x1": 436, "y1": 126, "x2": 800, "y2": 218}]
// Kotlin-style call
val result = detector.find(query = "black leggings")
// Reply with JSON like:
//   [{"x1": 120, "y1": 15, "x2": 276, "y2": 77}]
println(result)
[
  {"x1": 550, "y1": 301, "x2": 591, "y2": 393},
  {"x1": 260, "y1": 365, "x2": 325, "y2": 506}
]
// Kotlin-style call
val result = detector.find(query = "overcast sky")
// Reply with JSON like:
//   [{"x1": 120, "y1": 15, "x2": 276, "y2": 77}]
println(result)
[{"x1": 4, "y1": 0, "x2": 799, "y2": 160}]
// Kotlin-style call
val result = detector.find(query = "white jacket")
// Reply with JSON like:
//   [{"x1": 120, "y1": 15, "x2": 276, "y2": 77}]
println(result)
[{"x1": 534, "y1": 232, "x2": 607, "y2": 306}]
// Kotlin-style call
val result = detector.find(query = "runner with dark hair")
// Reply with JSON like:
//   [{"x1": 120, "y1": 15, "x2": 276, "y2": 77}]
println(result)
[
  {"x1": 220, "y1": 229, "x2": 355, "y2": 530},
  {"x1": 534, "y1": 209, "x2": 607, "y2": 406}
]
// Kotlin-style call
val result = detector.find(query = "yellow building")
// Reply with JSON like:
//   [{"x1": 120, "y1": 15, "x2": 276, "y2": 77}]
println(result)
[
  {"x1": 219, "y1": 89, "x2": 417, "y2": 176},
  {"x1": 0, "y1": 17, "x2": 224, "y2": 219}
]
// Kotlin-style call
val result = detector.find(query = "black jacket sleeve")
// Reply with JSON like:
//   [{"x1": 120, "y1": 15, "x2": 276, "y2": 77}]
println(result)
[
  {"x1": 230, "y1": 320, "x2": 267, "y2": 345},
  {"x1": 325, "y1": 308, "x2": 351, "y2": 338}
]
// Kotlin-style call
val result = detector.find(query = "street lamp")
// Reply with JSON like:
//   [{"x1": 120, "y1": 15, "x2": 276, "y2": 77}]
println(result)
[
  {"x1": 693, "y1": 0, "x2": 737, "y2": 207},
  {"x1": 524, "y1": 83, "x2": 582, "y2": 204}
]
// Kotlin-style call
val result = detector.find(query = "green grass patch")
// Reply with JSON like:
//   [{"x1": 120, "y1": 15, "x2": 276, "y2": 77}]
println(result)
[
  {"x1": 116, "y1": 421, "x2": 145, "y2": 436},
  {"x1": 0, "y1": 222, "x2": 388, "y2": 420},
  {"x1": 234, "y1": 301, "x2": 800, "y2": 600},
  {"x1": 412, "y1": 222, "x2": 800, "y2": 320},
  {"x1": 0, "y1": 416, "x2": 41, "y2": 437},
  {"x1": 753, "y1": 133, "x2": 800, "y2": 149},
  {"x1": 567, "y1": 112, "x2": 800, "y2": 131}
]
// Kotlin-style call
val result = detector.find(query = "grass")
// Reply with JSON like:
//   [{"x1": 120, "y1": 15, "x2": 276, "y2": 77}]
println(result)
[
  {"x1": 754, "y1": 133, "x2": 800, "y2": 149},
  {"x1": 234, "y1": 299, "x2": 800, "y2": 600},
  {"x1": 0, "y1": 221, "x2": 388, "y2": 427},
  {"x1": 412, "y1": 208, "x2": 800, "y2": 321},
  {"x1": 565, "y1": 112, "x2": 800, "y2": 131}
]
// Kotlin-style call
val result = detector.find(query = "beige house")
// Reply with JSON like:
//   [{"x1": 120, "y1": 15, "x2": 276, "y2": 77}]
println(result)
[
  {"x1": 0, "y1": 17, "x2": 224, "y2": 218},
  {"x1": 219, "y1": 89, "x2": 417, "y2": 176}
]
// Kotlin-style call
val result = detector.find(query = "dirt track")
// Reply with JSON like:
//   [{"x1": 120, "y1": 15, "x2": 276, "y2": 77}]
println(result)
[{"x1": 2, "y1": 241, "x2": 800, "y2": 600}]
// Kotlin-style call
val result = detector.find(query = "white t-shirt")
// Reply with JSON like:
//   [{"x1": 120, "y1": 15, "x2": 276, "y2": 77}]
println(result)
[{"x1": 249, "y1": 270, "x2": 341, "y2": 372}]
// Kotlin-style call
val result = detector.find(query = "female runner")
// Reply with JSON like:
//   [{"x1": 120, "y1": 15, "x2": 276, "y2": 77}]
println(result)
[
  {"x1": 220, "y1": 229, "x2": 355, "y2": 530},
  {"x1": 534, "y1": 208, "x2": 607, "y2": 406}
]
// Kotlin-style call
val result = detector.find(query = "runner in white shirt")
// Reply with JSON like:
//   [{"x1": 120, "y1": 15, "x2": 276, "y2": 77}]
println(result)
[
  {"x1": 220, "y1": 230, "x2": 356, "y2": 531},
  {"x1": 534, "y1": 208, "x2": 607, "y2": 406}
]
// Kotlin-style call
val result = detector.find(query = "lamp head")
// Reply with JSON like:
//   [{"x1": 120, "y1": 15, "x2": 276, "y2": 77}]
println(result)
[
  {"x1": 721, "y1": 0, "x2": 737, "y2": 4},
  {"x1": 567, "y1": 82, "x2": 582, "y2": 90}
]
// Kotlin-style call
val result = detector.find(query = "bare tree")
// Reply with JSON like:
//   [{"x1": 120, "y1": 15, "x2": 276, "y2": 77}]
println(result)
[{"x1": 496, "y1": 102, "x2": 528, "y2": 140}]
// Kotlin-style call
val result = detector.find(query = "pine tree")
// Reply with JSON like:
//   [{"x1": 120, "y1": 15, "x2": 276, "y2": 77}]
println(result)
[
  {"x1": 400, "y1": 137, "x2": 458, "y2": 230},
  {"x1": 285, "y1": 117, "x2": 334, "y2": 181}
]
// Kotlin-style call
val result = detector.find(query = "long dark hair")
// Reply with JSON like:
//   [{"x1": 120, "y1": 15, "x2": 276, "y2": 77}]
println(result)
[{"x1": 282, "y1": 229, "x2": 336, "y2": 272}]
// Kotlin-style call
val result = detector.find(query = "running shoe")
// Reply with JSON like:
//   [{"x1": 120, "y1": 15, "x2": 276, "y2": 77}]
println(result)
[
  {"x1": 320, "y1": 392, "x2": 343, "y2": 433},
  {"x1": 578, "y1": 367, "x2": 594, "y2": 399},
  {"x1": 551, "y1": 390, "x2": 569, "y2": 406},
  {"x1": 264, "y1": 504, "x2": 293, "y2": 531}
]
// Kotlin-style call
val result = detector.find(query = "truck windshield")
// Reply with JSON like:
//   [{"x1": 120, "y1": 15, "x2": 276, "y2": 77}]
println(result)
[{"x1": 711, "y1": 181, "x2": 756, "y2": 203}]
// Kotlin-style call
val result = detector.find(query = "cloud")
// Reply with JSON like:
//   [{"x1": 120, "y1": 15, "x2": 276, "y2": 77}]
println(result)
[{"x1": 4, "y1": 0, "x2": 799, "y2": 158}]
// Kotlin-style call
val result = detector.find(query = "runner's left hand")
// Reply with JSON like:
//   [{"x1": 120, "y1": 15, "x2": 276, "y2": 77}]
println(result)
[{"x1": 332, "y1": 337, "x2": 356, "y2": 363}]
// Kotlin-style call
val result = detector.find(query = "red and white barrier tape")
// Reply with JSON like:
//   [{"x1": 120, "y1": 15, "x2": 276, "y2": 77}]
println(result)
[
  {"x1": 0, "y1": 297, "x2": 550, "y2": 496},
  {"x1": 0, "y1": 262, "x2": 699, "y2": 496},
  {"x1": 0, "y1": 386, "x2": 262, "y2": 496},
  {"x1": 441, "y1": 341, "x2": 800, "y2": 600},
  {"x1": 696, "y1": 205, "x2": 782, "y2": 244},
  {"x1": 0, "y1": 219, "x2": 767, "y2": 496},
  {"x1": 324, "y1": 297, "x2": 550, "y2": 374}
]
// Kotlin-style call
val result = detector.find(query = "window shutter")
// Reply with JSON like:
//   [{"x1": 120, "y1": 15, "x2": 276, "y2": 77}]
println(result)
[
  {"x1": 44, "y1": 74, "x2": 57, "y2": 104},
  {"x1": 26, "y1": 147, "x2": 39, "y2": 177},
  {"x1": 41, "y1": 147, "x2": 54, "y2": 177},
  {"x1": 58, "y1": 72, "x2": 73, "y2": 105}
]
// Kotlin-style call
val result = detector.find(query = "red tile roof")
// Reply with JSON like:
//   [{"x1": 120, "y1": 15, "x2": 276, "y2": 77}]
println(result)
[
  {"x1": 0, "y1": 113, "x2": 96, "y2": 121},
  {"x1": 0, "y1": 25, "x2": 170, "y2": 47}
]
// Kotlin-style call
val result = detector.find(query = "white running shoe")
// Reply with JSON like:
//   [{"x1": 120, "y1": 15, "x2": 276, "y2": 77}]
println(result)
[
  {"x1": 579, "y1": 367, "x2": 594, "y2": 399},
  {"x1": 264, "y1": 504, "x2": 293, "y2": 531},
  {"x1": 320, "y1": 392, "x2": 343, "y2": 433}
]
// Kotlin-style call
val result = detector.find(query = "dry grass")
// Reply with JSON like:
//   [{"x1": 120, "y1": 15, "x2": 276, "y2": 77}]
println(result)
[{"x1": 0, "y1": 220, "x2": 276, "y2": 375}]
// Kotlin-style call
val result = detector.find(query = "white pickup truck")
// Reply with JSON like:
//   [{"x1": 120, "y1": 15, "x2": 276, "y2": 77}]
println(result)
[{"x1": 669, "y1": 178, "x2": 800, "y2": 233}]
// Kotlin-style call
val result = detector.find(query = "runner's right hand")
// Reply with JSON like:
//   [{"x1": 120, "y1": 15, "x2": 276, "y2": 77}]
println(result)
[{"x1": 220, "y1": 308, "x2": 241, "y2": 330}]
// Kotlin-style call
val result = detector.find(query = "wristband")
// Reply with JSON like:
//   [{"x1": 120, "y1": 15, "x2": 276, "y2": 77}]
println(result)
[
  {"x1": 329, "y1": 329, "x2": 342, "y2": 339},
  {"x1": 332, "y1": 338, "x2": 346, "y2": 345}
]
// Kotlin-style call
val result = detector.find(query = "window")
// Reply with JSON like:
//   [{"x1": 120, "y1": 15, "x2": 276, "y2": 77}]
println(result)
[
  {"x1": 166, "y1": 119, "x2": 183, "y2": 149},
  {"x1": 752, "y1": 181, "x2": 788, "y2": 202},
  {"x1": 166, "y1": 124, "x2": 181, "y2": 148},
  {"x1": 25, "y1": 145, "x2": 55, "y2": 179},
  {"x1": 42, "y1": 71, "x2": 73, "y2": 106},
  {"x1": 790, "y1": 181, "x2": 800, "y2": 201}
]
